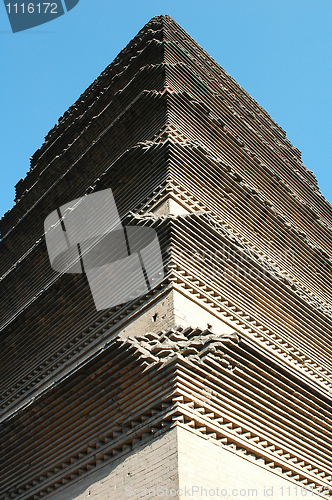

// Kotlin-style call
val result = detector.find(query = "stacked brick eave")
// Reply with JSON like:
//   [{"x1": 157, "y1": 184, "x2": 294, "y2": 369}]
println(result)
[
  {"x1": 0, "y1": 14, "x2": 331, "y2": 500},
  {"x1": 0, "y1": 327, "x2": 331, "y2": 499}
]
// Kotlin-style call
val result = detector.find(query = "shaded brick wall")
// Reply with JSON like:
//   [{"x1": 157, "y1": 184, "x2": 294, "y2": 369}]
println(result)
[{"x1": 53, "y1": 428, "x2": 178, "y2": 500}]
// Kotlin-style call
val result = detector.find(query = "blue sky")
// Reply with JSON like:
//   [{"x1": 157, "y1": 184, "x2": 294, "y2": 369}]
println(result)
[{"x1": 0, "y1": 0, "x2": 331, "y2": 221}]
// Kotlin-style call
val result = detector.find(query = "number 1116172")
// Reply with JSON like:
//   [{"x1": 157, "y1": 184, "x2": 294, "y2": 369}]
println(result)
[{"x1": 6, "y1": 3, "x2": 58, "y2": 14}]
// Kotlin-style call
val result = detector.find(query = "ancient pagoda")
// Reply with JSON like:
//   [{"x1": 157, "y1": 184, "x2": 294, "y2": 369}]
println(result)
[{"x1": 1, "y1": 15, "x2": 331, "y2": 500}]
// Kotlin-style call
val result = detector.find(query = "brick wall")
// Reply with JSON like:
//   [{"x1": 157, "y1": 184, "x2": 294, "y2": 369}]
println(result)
[
  {"x1": 177, "y1": 426, "x2": 323, "y2": 500},
  {"x1": 51, "y1": 429, "x2": 179, "y2": 500},
  {"x1": 47, "y1": 426, "x2": 324, "y2": 499}
]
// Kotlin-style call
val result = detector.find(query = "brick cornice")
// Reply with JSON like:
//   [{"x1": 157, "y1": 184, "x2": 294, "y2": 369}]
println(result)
[{"x1": 1, "y1": 326, "x2": 331, "y2": 499}]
